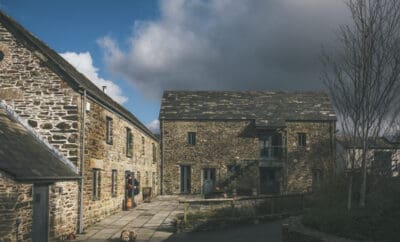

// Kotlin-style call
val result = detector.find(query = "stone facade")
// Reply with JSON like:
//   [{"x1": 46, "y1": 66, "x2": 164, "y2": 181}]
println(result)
[
  {"x1": 0, "y1": 171, "x2": 32, "y2": 241},
  {"x1": 161, "y1": 119, "x2": 336, "y2": 195},
  {"x1": 0, "y1": 15, "x2": 159, "y2": 241},
  {"x1": 83, "y1": 99, "x2": 159, "y2": 227}
]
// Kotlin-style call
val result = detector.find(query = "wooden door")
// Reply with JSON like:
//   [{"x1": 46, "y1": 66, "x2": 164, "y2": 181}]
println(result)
[{"x1": 32, "y1": 184, "x2": 49, "y2": 242}]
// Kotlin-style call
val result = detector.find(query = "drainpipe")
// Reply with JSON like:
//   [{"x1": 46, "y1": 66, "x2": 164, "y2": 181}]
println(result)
[
  {"x1": 78, "y1": 89, "x2": 86, "y2": 233},
  {"x1": 160, "y1": 120, "x2": 164, "y2": 195}
]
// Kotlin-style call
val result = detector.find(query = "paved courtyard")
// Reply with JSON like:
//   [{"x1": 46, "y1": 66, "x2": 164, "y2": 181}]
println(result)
[{"x1": 76, "y1": 196, "x2": 183, "y2": 242}]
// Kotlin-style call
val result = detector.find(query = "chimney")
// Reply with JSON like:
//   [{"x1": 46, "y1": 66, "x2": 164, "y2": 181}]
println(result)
[{"x1": 102, "y1": 86, "x2": 107, "y2": 93}]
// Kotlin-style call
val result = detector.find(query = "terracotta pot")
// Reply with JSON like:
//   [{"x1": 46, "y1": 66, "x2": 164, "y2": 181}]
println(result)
[{"x1": 126, "y1": 198, "x2": 132, "y2": 209}]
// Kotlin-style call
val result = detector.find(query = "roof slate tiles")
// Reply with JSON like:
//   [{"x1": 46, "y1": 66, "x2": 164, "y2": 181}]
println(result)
[{"x1": 160, "y1": 91, "x2": 336, "y2": 124}]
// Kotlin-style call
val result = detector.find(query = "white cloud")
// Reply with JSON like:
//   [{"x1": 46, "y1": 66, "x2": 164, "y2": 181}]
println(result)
[
  {"x1": 99, "y1": 0, "x2": 349, "y2": 99},
  {"x1": 60, "y1": 51, "x2": 128, "y2": 104},
  {"x1": 146, "y1": 119, "x2": 160, "y2": 134}
]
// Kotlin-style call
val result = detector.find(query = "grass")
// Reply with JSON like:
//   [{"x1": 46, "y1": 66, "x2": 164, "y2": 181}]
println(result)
[{"x1": 302, "y1": 176, "x2": 400, "y2": 242}]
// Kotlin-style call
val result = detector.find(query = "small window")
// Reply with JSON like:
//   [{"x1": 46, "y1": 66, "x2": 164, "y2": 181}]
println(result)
[
  {"x1": 152, "y1": 143, "x2": 157, "y2": 163},
  {"x1": 92, "y1": 169, "x2": 101, "y2": 200},
  {"x1": 126, "y1": 128, "x2": 133, "y2": 157},
  {"x1": 106, "y1": 117, "x2": 113, "y2": 145},
  {"x1": 0, "y1": 51, "x2": 4, "y2": 62},
  {"x1": 298, "y1": 133, "x2": 307, "y2": 147},
  {"x1": 188, "y1": 132, "x2": 196, "y2": 145},
  {"x1": 111, "y1": 170, "x2": 117, "y2": 197},
  {"x1": 142, "y1": 136, "x2": 145, "y2": 155}
]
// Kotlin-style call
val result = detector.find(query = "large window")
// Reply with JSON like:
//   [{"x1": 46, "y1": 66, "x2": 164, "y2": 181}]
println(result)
[
  {"x1": 92, "y1": 169, "x2": 101, "y2": 200},
  {"x1": 111, "y1": 169, "x2": 117, "y2": 197},
  {"x1": 152, "y1": 143, "x2": 157, "y2": 163},
  {"x1": 106, "y1": 117, "x2": 113, "y2": 144},
  {"x1": 188, "y1": 132, "x2": 196, "y2": 145},
  {"x1": 259, "y1": 133, "x2": 283, "y2": 159},
  {"x1": 298, "y1": 133, "x2": 307, "y2": 147},
  {"x1": 126, "y1": 128, "x2": 133, "y2": 157}
]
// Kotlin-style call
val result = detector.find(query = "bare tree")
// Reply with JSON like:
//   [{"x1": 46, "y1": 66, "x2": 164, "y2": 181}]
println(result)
[{"x1": 323, "y1": 0, "x2": 400, "y2": 209}]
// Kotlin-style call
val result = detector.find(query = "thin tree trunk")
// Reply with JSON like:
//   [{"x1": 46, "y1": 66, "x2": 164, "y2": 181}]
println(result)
[
  {"x1": 359, "y1": 140, "x2": 368, "y2": 207},
  {"x1": 347, "y1": 172, "x2": 353, "y2": 211}
]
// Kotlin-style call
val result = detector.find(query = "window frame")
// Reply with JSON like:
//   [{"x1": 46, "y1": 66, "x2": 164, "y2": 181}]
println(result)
[
  {"x1": 152, "y1": 143, "x2": 157, "y2": 163},
  {"x1": 141, "y1": 136, "x2": 145, "y2": 155},
  {"x1": 188, "y1": 132, "x2": 196, "y2": 145},
  {"x1": 106, "y1": 116, "x2": 113, "y2": 145},
  {"x1": 92, "y1": 169, "x2": 101, "y2": 200},
  {"x1": 298, "y1": 133, "x2": 307, "y2": 147},
  {"x1": 259, "y1": 133, "x2": 283, "y2": 159},
  {"x1": 126, "y1": 127, "x2": 133, "y2": 157},
  {"x1": 111, "y1": 169, "x2": 117, "y2": 197}
]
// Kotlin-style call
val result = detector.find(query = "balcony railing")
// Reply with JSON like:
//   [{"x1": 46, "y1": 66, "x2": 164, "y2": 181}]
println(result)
[{"x1": 260, "y1": 146, "x2": 285, "y2": 160}]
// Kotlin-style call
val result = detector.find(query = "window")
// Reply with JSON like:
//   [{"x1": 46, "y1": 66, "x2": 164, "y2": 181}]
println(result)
[
  {"x1": 142, "y1": 136, "x2": 145, "y2": 155},
  {"x1": 259, "y1": 133, "x2": 283, "y2": 159},
  {"x1": 298, "y1": 133, "x2": 307, "y2": 147},
  {"x1": 152, "y1": 143, "x2": 157, "y2": 163},
  {"x1": 92, "y1": 169, "x2": 101, "y2": 200},
  {"x1": 111, "y1": 170, "x2": 117, "y2": 197},
  {"x1": 188, "y1": 132, "x2": 196, "y2": 145},
  {"x1": 106, "y1": 117, "x2": 113, "y2": 144},
  {"x1": 146, "y1": 171, "x2": 149, "y2": 186},
  {"x1": 152, "y1": 172, "x2": 156, "y2": 189},
  {"x1": 0, "y1": 51, "x2": 4, "y2": 62},
  {"x1": 126, "y1": 128, "x2": 133, "y2": 157},
  {"x1": 373, "y1": 151, "x2": 392, "y2": 176},
  {"x1": 227, "y1": 164, "x2": 240, "y2": 174},
  {"x1": 136, "y1": 171, "x2": 141, "y2": 186}
]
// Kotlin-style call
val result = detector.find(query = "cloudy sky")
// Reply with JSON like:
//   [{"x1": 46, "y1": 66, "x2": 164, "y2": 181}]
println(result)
[{"x1": 1, "y1": 0, "x2": 349, "y2": 133}]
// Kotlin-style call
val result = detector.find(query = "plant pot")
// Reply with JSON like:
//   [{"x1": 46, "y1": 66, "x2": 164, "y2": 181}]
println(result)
[{"x1": 126, "y1": 198, "x2": 132, "y2": 209}]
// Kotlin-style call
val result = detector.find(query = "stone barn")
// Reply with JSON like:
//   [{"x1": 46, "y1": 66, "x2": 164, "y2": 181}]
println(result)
[
  {"x1": 159, "y1": 91, "x2": 337, "y2": 195},
  {"x1": 0, "y1": 102, "x2": 80, "y2": 241},
  {"x1": 0, "y1": 10, "x2": 160, "y2": 239}
]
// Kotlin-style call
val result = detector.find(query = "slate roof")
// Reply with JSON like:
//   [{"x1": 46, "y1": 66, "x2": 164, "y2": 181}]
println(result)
[
  {"x1": 160, "y1": 91, "x2": 336, "y2": 125},
  {"x1": 0, "y1": 102, "x2": 79, "y2": 182},
  {"x1": 0, "y1": 11, "x2": 157, "y2": 141}
]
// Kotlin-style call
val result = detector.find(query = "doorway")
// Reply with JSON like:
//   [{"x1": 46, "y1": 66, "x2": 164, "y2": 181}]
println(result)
[
  {"x1": 124, "y1": 171, "x2": 135, "y2": 209},
  {"x1": 180, "y1": 165, "x2": 191, "y2": 194},
  {"x1": 202, "y1": 168, "x2": 216, "y2": 194},
  {"x1": 259, "y1": 168, "x2": 280, "y2": 194},
  {"x1": 32, "y1": 184, "x2": 49, "y2": 242}
]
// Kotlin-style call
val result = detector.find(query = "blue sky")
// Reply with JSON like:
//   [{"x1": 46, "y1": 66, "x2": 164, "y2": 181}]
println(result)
[
  {"x1": 0, "y1": 0, "x2": 162, "y2": 130},
  {"x1": 0, "y1": 0, "x2": 348, "y2": 133}
]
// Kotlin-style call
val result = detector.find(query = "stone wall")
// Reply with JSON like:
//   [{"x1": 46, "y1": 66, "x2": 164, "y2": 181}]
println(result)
[
  {"x1": 0, "y1": 20, "x2": 159, "y2": 237},
  {"x1": 286, "y1": 121, "x2": 335, "y2": 193},
  {"x1": 0, "y1": 22, "x2": 80, "y2": 239},
  {"x1": 0, "y1": 171, "x2": 32, "y2": 242},
  {"x1": 161, "y1": 120, "x2": 259, "y2": 194},
  {"x1": 83, "y1": 99, "x2": 159, "y2": 227},
  {"x1": 161, "y1": 120, "x2": 336, "y2": 195}
]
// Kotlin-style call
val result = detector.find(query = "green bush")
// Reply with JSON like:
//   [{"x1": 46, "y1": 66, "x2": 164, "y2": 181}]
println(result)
[{"x1": 303, "y1": 176, "x2": 400, "y2": 241}]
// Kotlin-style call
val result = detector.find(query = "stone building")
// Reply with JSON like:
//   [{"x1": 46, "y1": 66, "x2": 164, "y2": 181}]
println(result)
[
  {"x1": 0, "y1": 11, "x2": 159, "y2": 240},
  {"x1": 159, "y1": 91, "x2": 336, "y2": 195},
  {"x1": 337, "y1": 137, "x2": 400, "y2": 177},
  {"x1": 0, "y1": 102, "x2": 80, "y2": 241}
]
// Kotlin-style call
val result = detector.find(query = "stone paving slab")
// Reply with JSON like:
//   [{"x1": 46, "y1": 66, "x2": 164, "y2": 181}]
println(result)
[{"x1": 75, "y1": 196, "x2": 183, "y2": 242}]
